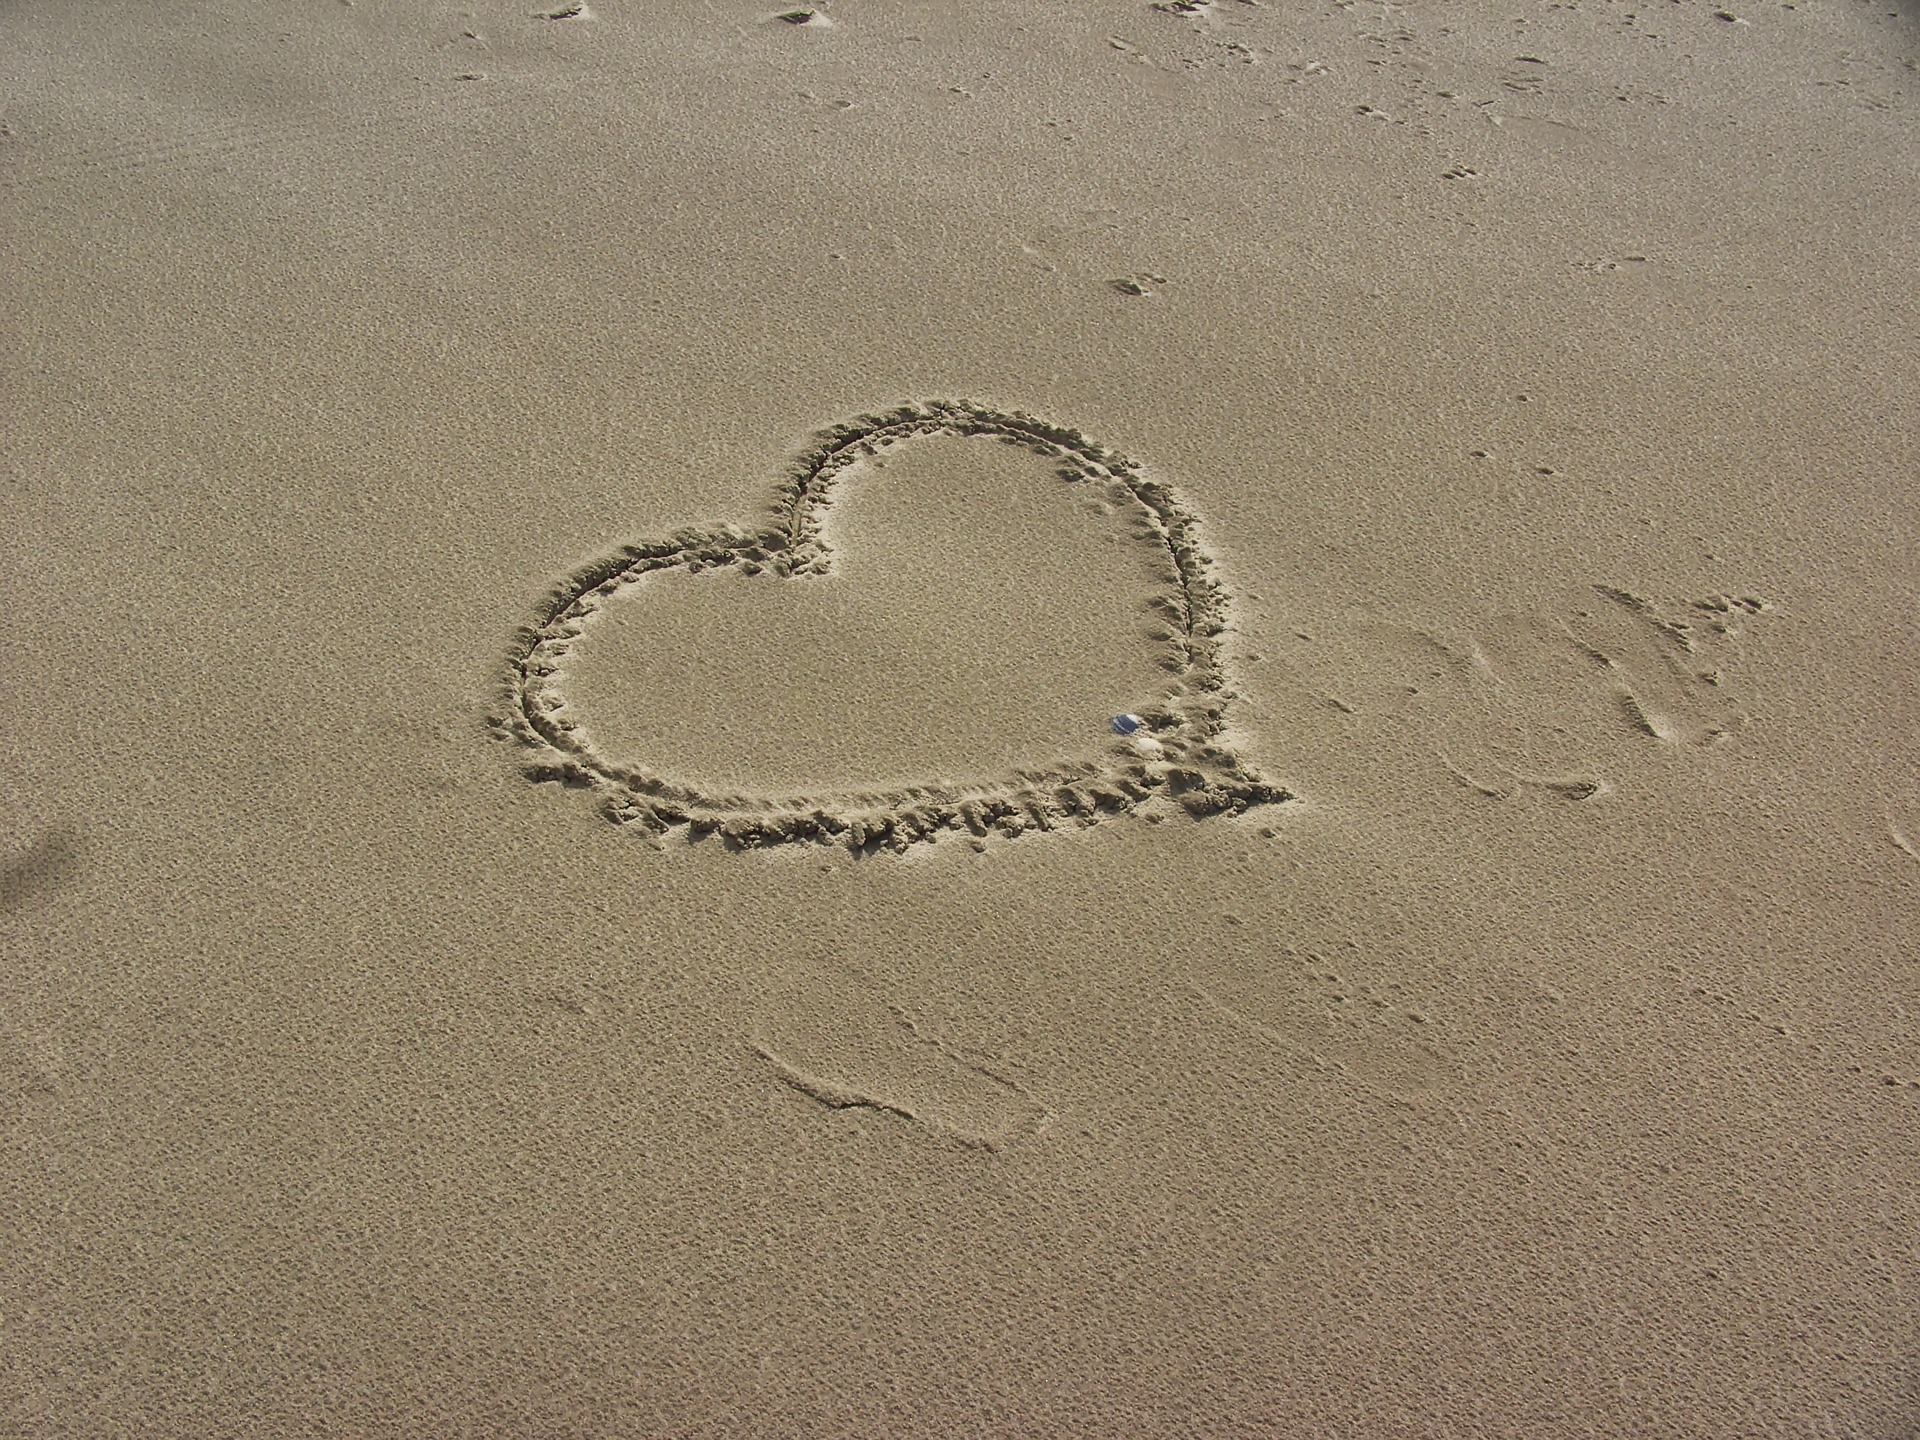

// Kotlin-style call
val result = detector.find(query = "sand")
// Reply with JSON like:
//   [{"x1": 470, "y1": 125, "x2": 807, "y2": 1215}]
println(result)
[{"x1": 3, "y1": 0, "x2": 1916, "y2": 1434}]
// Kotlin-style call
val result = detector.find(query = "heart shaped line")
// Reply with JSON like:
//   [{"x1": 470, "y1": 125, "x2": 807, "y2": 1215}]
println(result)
[{"x1": 499, "y1": 399, "x2": 1288, "y2": 849}]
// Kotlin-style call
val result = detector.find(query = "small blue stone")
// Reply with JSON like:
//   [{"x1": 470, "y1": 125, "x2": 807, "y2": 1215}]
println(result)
[{"x1": 1111, "y1": 713, "x2": 1143, "y2": 736}]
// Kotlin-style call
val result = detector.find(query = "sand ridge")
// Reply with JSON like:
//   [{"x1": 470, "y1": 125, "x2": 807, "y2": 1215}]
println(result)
[{"x1": 500, "y1": 399, "x2": 1289, "y2": 850}]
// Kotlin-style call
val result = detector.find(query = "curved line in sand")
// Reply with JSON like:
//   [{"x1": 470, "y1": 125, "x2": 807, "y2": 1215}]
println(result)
[{"x1": 499, "y1": 398, "x2": 1288, "y2": 849}]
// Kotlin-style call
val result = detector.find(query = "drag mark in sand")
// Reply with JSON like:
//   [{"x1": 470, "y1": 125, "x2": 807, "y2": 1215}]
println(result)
[
  {"x1": 753, "y1": 1044, "x2": 927, "y2": 1127},
  {"x1": 1889, "y1": 817, "x2": 1920, "y2": 867},
  {"x1": 751, "y1": 1042, "x2": 1031, "y2": 1152},
  {"x1": 496, "y1": 400, "x2": 1286, "y2": 850}
]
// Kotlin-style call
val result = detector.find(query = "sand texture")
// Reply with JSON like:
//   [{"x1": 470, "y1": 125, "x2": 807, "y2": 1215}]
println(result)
[{"x1": 4, "y1": 1, "x2": 1918, "y2": 1435}]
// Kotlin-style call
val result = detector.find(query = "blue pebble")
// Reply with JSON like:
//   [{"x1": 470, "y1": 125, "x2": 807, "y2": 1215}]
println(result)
[{"x1": 1111, "y1": 713, "x2": 1143, "y2": 736}]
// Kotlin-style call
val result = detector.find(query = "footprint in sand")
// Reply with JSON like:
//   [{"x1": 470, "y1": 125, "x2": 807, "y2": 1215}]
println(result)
[
  {"x1": 750, "y1": 955, "x2": 1049, "y2": 1151},
  {"x1": 1270, "y1": 586, "x2": 1768, "y2": 802}
]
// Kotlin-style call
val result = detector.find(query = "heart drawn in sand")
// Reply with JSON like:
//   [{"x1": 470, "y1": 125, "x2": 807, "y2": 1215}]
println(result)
[{"x1": 498, "y1": 400, "x2": 1287, "y2": 850}]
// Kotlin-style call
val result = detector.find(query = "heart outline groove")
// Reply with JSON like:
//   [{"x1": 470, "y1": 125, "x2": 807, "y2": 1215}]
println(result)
[{"x1": 498, "y1": 399, "x2": 1289, "y2": 849}]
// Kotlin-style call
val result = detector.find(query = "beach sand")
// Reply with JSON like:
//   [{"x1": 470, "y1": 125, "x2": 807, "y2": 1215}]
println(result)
[{"x1": 4, "y1": 1, "x2": 1917, "y2": 1434}]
